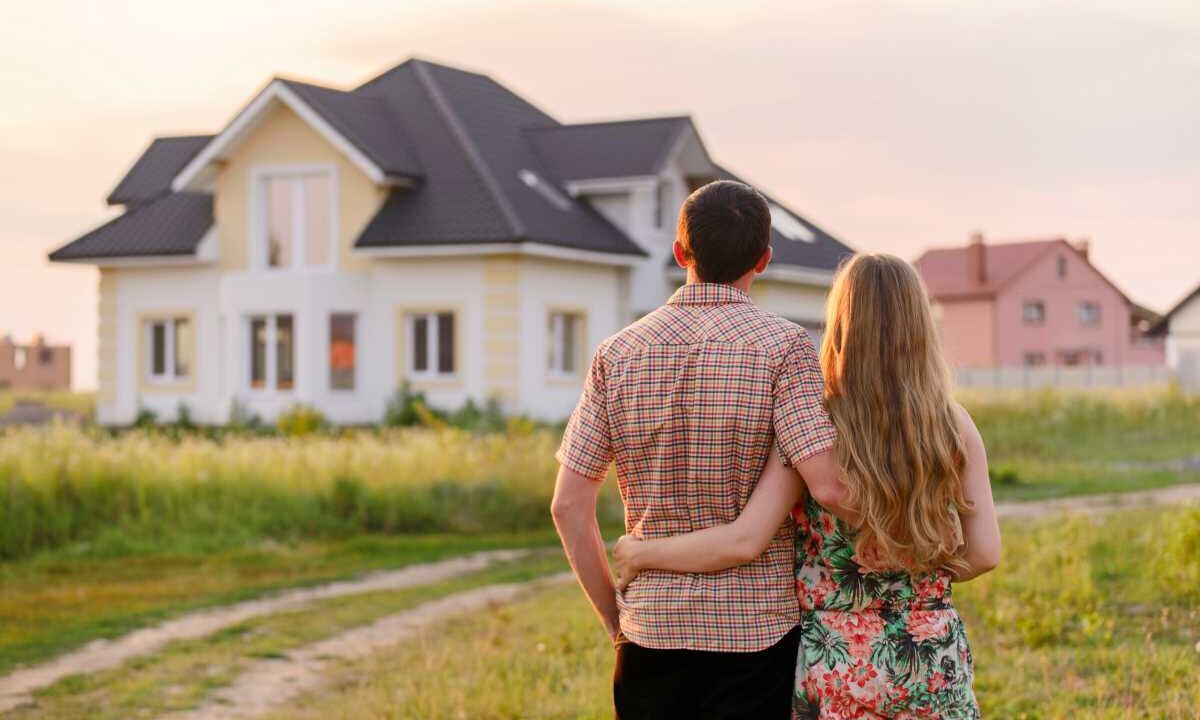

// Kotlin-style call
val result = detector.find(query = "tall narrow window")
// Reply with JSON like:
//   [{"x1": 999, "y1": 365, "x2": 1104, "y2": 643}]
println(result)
[
  {"x1": 259, "y1": 170, "x2": 332, "y2": 269},
  {"x1": 408, "y1": 311, "x2": 455, "y2": 379},
  {"x1": 265, "y1": 177, "x2": 294, "y2": 268},
  {"x1": 250, "y1": 318, "x2": 267, "y2": 389},
  {"x1": 247, "y1": 314, "x2": 294, "y2": 391},
  {"x1": 1056, "y1": 255, "x2": 1067, "y2": 278},
  {"x1": 145, "y1": 317, "x2": 191, "y2": 383},
  {"x1": 329, "y1": 313, "x2": 356, "y2": 391},
  {"x1": 276, "y1": 315, "x2": 294, "y2": 390},
  {"x1": 548, "y1": 311, "x2": 584, "y2": 376},
  {"x1": 654, "y1": 181, "x2": 668, "y2": 228}
]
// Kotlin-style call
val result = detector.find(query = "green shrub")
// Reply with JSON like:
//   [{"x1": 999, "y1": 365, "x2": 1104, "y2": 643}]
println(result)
[{"x1": 276, "y1": 405, "x2": 326, "y2": 436}]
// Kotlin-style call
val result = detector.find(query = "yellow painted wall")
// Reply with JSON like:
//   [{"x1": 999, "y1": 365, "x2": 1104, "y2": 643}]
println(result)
[
  {"x1": 97, "y1": 270, "x2": 118, "y2": 405},
  {"x1": 483, "y1": 256, "x2": 520, "y2": 404},
  {"x1": 214, "y1": 103, "x2": 387, "y2": 272}
]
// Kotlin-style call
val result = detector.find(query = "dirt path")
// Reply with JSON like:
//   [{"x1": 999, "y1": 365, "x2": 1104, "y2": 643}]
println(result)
[
  {"x1": 163, "y1": 572, "x2": 573, "y2": 720},
  {"x1": 0, "y1": 549, "x2": 530, "y2": 714},
  {"x1": 995, "y1": 482, "x2": 1200, "y2": 519},
  {"x1": 3, "y1": 482, "x2": 1198, "y2": 717}
]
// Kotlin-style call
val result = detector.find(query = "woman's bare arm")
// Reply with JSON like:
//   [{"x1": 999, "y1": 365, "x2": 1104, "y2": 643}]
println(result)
[
  {"x1": 951, "y1": 404, "x2": 1002, "y2": 582},
  {"x1": 612, "y1": 445, "x2": 803, "y2": 590}
]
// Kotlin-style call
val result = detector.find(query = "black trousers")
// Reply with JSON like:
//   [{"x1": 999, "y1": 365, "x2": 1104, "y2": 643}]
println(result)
[{"x1": 612, "y1": 625, "x2": 801, "y2": 720}]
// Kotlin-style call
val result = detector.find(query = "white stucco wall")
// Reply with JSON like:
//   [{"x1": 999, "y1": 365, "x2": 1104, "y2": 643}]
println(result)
[
  {"x1": 514, "y1": 257, "x2": 626, "y2": 421},
  {"x1": 104, "y1": 266, "x2": 224, "y2": 425},
  {"x1": 1166, "y1": 293, "x2": 1200, "y2": 391}
]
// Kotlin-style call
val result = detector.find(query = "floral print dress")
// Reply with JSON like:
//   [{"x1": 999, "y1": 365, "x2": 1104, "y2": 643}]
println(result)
[{"x1": 792, "y1": 496, "x2": 980, "y2": 720}]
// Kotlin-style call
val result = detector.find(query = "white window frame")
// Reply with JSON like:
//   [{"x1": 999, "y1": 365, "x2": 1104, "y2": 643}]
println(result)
[
  {"x1": 245, "y1": 313, "x2": 296, "y2": 393},
  {"x1": 406, "y1": 311, "x2": 457, "y2": 380},
  {"x1": 547, "y1": 311, "x2": 584, "y2": 379},
  {"x1": 250, "y1": 164, "x2": 338, "y2": 272},
  {"x1": 145, "y1": 317, "x2": 190, "y2": 384},
  {"x1": 328, "y1": 312, "x2": 358, "y2": 393}
]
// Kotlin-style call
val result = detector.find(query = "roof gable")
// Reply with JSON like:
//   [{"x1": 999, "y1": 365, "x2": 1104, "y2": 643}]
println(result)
[
  {"x1": 916, "y1": 239, "x2": 1063, "y2": 299},
  {"x1": 1150, "y1": 282, "x2": 1200, "y2": 334},
  {"x1": 172, "y1": 80, "x2": 421, "y2": 192}
]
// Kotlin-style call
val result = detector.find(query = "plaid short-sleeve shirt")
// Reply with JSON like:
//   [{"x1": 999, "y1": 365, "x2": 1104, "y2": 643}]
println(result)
[{"x1": 556, "y1": 283, "x2": 836, "y2": 652}]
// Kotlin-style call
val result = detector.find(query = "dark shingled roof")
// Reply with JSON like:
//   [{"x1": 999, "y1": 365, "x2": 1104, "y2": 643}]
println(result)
[
  {"x1": 106, "y1": 135, "x2": 212, "y2": 205},
  {"x1": 53, "y1": 58, "x2": 851, "y2": 267},
  {"x1": 352, "y1": 60, "x2": 644, "y2": 256},
  {"x1": 50, "y1": 192, "x2": 213, "y2": 261},
  {"x1": 278, "y1": 79, "x2": 423, "y2": 180},
  {"x1": 525, "y1": 117, "x2": 691, "y2": 182},
  {"x1": 706, "y1": 165, "x2": 854, "y2": 273}
]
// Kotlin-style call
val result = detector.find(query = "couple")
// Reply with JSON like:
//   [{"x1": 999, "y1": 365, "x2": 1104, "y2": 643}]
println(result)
[{"x1": 552, "y1": 180, "x2": 1001, "y2": 719}]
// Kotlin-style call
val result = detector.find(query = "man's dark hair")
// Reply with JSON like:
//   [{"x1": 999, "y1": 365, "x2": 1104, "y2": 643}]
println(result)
[{"x1": 676, "y1": 180, "x2": 771, "y2": 283}]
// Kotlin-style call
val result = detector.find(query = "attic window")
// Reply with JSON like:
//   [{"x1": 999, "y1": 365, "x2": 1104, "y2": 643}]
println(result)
[
  {"x1": 768, "y1": 204, "x2": 815, "y2": 243},
  {"x1": 519, "y1": 170, "x2": 571, "y2": 211}
]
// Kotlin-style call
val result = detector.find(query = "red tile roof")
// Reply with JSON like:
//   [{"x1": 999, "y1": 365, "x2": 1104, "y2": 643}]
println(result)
[{"x1": 915, "y1": 238, "x2": 1069, "y2": 300}]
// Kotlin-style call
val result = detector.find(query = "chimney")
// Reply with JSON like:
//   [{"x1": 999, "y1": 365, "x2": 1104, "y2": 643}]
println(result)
[
  {"x1": 1073, "y1": 238, "x2": 1090, "y2": 261},
  {"x1": 967, "y1": 231, "x2": 986, "y2": 284}
]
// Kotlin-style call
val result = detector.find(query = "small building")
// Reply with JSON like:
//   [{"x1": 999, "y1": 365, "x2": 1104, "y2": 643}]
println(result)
[
  {"x1": 49, "y1": 58, "x2": 852, "y2": 425},
  {"x1": 0, "y1": 335, "x2": 71, "y2": 391},
  {"x1": 1150, "y1": 283, "x2": 1200, "y2": 392},
  {"x1": 914, "y1": 233, "x2": 1165, "y2": 371}
]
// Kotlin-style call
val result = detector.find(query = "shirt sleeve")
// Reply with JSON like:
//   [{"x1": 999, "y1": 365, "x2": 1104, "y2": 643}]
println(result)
[
  {"x1": 773, "y1": 328, "x2": 837, "y2": 466},
  {"x1": 555, "y1": 347, "x2": 614, "y2": 480}
]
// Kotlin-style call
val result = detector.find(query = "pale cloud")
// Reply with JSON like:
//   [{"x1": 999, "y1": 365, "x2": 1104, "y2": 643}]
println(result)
[{"x1": 1, "y1": 0, "x2": 1197, "y2": 389}]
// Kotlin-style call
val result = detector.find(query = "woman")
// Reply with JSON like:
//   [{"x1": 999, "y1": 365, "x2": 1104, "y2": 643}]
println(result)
[{"x1": 613, "y1": 254, "x2": 1001, "y2": 719}]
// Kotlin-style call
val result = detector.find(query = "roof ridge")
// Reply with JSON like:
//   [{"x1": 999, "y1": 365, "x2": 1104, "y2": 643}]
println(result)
[
  {"x1": 409, "y1": 59, "x2": 525, "y2": 239},
  {"x1": 531, "y1": 115, "x2": 692, "y2": 132}
]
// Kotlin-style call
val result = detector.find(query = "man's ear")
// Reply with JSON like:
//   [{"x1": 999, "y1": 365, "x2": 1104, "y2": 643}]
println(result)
[
  {"x1": 754, "y1": 246, "x2": 773, "y2": 274},
  {"x1": 672, "y1": 240, "x2": 690, "y2": 269}
]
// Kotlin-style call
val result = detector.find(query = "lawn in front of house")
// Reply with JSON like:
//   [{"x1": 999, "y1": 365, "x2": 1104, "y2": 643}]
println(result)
[{"x1": 257, "y1": 505, "x2": 1200, "y2": 720}]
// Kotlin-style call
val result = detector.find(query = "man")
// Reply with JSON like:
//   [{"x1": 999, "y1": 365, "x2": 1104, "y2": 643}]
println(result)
[{"x1": 552, "y1": 180, "x2": 849, "y2": 719}]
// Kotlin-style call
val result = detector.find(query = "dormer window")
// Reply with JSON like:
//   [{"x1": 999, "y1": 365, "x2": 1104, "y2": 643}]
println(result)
[
  {"x1": 255, "y1": 167, "x2": 335, "y2": 270},
  {"x1": 769, "y1": 204, "x2": 816, "y2": 243}
]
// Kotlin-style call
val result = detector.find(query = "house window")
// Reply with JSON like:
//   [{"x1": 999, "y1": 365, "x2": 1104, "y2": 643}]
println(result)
[
  {"x1": 12, "y1": 348, "x2": 26, "y2": 372},
  {"x1": 1079, "y1": 301, "x2": 1100, "y2": 326},
  {"x1": 548, "y1": 311, "x2": 584, "y2": 377},
  {"x1": 38, "y1": 348, "x2": 53, "y2": 366},
  {"x1": 1023, "y1": 352, "x2": 1046, "y2": 367},
  {"x1": 259, "y1": 170, "x2": 333, "y2": 269},
  {"x1": 329, "y1": 313, "x2": 356, "y2": 391},
  {"x1": 407, "y1": 311, "x2": 456, "y2": 378},
  {"x1": 1022, "y1": 300, "x2": 1045, "y2": 325},
  {"x1": 1057, "y1": 255, "x2": 1067, "y2": 278},
  {"x1": 145, "y1": 318, "x2": 192, "y2": 383},
  {"x1": 248, "y1": 314, "x2": 294, "y2": 391}
]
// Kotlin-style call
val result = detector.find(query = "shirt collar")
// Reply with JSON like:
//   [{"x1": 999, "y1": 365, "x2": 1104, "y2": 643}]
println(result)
[{"x1": 667, "y1": 283, "x2": 753, "y2": 307}]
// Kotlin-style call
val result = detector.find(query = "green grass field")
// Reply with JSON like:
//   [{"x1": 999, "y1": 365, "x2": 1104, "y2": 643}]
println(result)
[
  {"x1": 254, "y1": 506, "x2": 1200, "y2": 720},
  {"x1": 0, "y1": 388, "x2": 1196, "y2": 714}
]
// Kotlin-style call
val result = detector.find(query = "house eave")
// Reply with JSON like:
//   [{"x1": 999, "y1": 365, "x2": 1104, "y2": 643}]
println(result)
[{"x1": 356, "y1": 241, "x2": 643, "y2": 267}]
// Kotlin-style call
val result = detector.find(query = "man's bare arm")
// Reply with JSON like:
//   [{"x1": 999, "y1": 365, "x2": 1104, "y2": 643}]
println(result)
[
  {"x1": 791, "y1": 449, "x2": 859, "y2": 526},
  {"x1": 551, "y1": 465, "x2": 619, "y2": 641}
]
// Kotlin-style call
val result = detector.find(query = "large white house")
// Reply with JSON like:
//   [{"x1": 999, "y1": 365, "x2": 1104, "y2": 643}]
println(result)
[{"x1": 51, "y1": 58, "x2": 853, "y2": 425}]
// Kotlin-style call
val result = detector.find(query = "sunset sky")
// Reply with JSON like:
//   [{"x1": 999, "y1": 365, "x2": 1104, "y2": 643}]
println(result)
[{"x1": 2, "y1": 0, "x2": 1198, "y2": 388}]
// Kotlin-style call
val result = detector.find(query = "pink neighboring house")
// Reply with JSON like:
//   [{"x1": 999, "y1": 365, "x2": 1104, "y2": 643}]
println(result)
[{"x1": 914, "y1": 234, "x2": 1165, "y2": 369}]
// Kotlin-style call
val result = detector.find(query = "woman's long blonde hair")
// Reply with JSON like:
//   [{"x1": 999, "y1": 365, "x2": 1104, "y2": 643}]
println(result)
[{"x1": 820, "y1": 253, "x2": 970, "y2": 575}]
